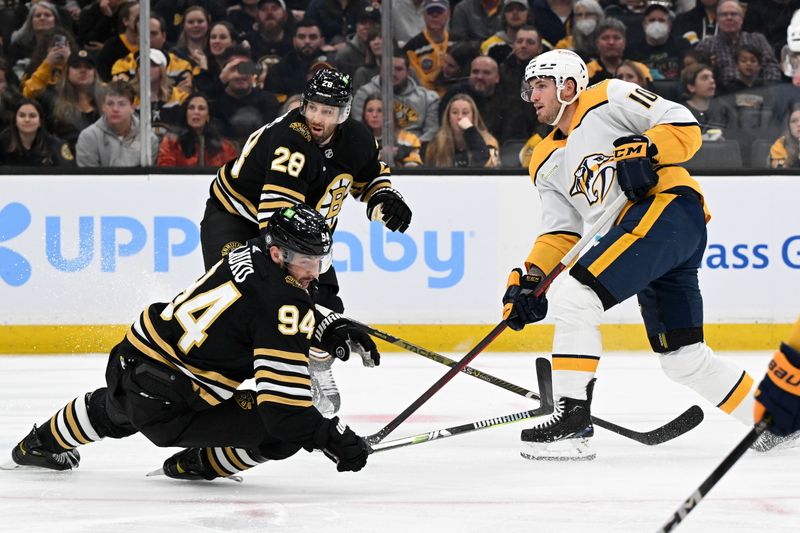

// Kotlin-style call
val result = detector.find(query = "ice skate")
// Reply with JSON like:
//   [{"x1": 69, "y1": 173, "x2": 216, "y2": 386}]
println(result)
[
  {"x1": 148, "y1": 448, "x2": 242, "y2": 482},
  {"x1": 3, "y1": 425, "x2": 80, "y2": 471},
  {"x1": 309, "y1": 349, "x2": 340, "y2": 416},
  {"x1": 520, "y1": 380, "x2": 596, "y2": 461},
  {"x1": 750, "y1": 430, "x2": 800, "y2": 453}
]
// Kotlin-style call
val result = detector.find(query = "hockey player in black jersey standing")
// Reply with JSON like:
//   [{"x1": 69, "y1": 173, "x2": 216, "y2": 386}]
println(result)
[
  {"x1": 8, "y1": 205, "x2": 379, "y2": 480},
  {"x1": 201, "y1": 67, "x2": 412, "y2": 417}
]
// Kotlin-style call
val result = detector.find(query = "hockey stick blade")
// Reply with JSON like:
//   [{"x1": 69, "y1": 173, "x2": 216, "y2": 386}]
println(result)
[
  {"x1": 594, "y1": 405, "x2": 705, "y2": 446},
  {"x1": 358, "y1": 195, "x2": 629, "y2": 446},
  {"x1": 322, "y1": 305, "x2": 705, "y2": 446},
  {"x1": 656, "y1": 422, "x2": 766, "y2": 532},
  {"x1": 370, "y1": 358, "x2": 554, "y2": 454}
]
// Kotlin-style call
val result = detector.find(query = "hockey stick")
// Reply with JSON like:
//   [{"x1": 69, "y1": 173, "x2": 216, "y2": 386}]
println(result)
[
  {"x1": 317, "y1": 305, "x2": 704, "y2": 446},
  {"x1": 656, "y1": 421, "x2": 768, "y2": 532},
  {"x1": 362, "y1": 194, "x2": 630, "y2": 445},
  {"x1": 369, "y1": 358, "x2": 554, "y2": 454}
]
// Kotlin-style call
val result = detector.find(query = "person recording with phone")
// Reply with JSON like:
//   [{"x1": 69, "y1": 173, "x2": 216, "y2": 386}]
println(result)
[
  {"x1": 210, "y1": 45, "x2": 280, "y2": 149},
  {"x1": 22, "y1": 29, "x2": 77, "y2": 99}
]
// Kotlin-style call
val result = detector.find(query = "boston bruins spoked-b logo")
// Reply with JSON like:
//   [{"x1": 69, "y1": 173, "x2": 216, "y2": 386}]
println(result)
[
  {"x1": 316, "y1": 173, "x2": 352, "y2": 226},
  {"x1": 570, "y1": 153, "x2": 616, "y2": 205}
]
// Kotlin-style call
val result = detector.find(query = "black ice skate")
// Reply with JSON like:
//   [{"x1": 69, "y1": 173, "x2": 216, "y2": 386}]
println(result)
[
  {"x1": 750, "y1": 429, "x2": 800, "y2": 453},
  {"x1": 520, "y1": 380, "x2": 596, "y2": 461},
  {"x1": 4, "y1": 425, "x2": 80, "y2": 471},
  {"x1": 149, "y1": 448, "x2": 242, "y2": 482}
]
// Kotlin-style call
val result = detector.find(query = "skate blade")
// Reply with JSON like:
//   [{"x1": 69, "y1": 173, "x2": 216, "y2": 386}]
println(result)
[
  {"x1": 0, "y1": 460, "x2": 27, "y2": 470},
  {"x1": 520, "y1": 438, "x2": 596, "y2": 462},
  {"x1": 0, "y1": 460, "x2": 73, "y2": 471},
  {"x1": 145, "y1": 468, "x2": 243, "y2": 482}
]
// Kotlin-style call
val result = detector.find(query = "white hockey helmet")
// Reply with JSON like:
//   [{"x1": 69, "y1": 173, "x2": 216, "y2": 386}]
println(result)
[
  {"x1": 521, "y1": 49, "x2": 589, "y2": 102},
  {"x1": 521, "y1": 50, "x2": 589, "y2": 126}
]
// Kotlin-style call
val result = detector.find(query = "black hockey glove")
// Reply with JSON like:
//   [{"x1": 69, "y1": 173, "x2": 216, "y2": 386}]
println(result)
[
  {"x1": 314, "y1": 313, "x2": 380, "y2": 367},
  {"x1": 613, "y1": 135, "x2": 659, "y2": 202},
  {"x1": 366, "y1": 188, "x2": 412, "y2": 233},
  {"x1": 754, "y1": 343, "x2": 800, "y2": 436},
  {"x1": 313, "y1": 416, "x2": 369, "y2": 472},
  {"x1": 502, "y1": 268, "x2": 548, "y2": 332}
]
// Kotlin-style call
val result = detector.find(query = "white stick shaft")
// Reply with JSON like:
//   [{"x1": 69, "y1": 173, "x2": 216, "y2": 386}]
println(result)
[{"x1": 560, "y1": 194, "x2": 629, "y2": 268}]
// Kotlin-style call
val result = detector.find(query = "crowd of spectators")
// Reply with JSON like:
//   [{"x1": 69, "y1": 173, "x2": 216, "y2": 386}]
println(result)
[{"x1": 1, "y1": 0, "x2": 800, "y2": 169}]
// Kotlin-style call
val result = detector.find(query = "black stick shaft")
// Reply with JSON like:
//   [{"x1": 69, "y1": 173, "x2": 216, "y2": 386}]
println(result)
[
  {"x1": 656, "y1": 423, "x2": 765, "y2": 532},
  {"x1": 359, "y1": 322, "x2": 702, "y2": 445},
  {"x1": 366, "y1": 321, "x2": 507, "y2": 444},
  {"x1": 363, "y1": 195, "x2": 628, "y2": 445},
  {"x1": 371, "y1": 358, "x2": 553, "y2": 454}
]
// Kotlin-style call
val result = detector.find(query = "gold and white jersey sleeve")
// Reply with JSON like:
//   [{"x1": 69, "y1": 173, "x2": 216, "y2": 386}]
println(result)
[{"x1": 526, "y1": 79, "x2": 703, "y2": 272}]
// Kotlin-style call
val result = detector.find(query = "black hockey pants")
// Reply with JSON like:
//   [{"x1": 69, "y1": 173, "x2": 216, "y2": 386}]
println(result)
[{"x1": 89, "y1": 342, "x2": 301, "y2": 460}]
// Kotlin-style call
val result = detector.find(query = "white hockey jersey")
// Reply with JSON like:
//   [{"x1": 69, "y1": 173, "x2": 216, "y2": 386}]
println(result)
[{"x1": 524, "y1": 78, "x2": 704, "y2": 274}]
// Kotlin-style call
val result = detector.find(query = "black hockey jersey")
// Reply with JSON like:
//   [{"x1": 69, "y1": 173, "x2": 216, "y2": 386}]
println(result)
[
  {"x1": 211, "y1": 108, "x2": 392, "y2": 234},
  {"x1": 124, "y1": 238, "x2": 324, "y2": 445}
]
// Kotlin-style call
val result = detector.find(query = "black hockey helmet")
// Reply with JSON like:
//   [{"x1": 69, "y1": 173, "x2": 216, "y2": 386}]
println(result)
[
  {"x1": 264, "y1": 204, "x2": 333, "y2": 272},
  {"x1": 301, "y1": 68, "x2": 353, "y2": 124}
]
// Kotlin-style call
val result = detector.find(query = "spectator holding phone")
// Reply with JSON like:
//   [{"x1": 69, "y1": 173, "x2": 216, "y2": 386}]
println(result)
[
  {"x1": 211, "y1": 46, "x2": 280, "y2": 148},
  {"x1": 21, "y1": 29, "x2": 77, "y2": 99},
  {"x1": 39, "y1": 49, "x2": 101, "y2": 153},
  {"x1": 8, "y1": 2, "x2": 63, "y2": 78}
]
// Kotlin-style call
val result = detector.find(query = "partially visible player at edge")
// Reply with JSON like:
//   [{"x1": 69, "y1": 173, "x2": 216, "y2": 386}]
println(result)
[
  {"x1": 501, "y1": 49, "x2": 789, "y2": 460},
  {"x1": 7, "y1": 205, "x2": 379, "y2": 479},
  {"x1": 201, "y1": 68, "x2": 412, "y2": 416},
  {"x1": 753, "y1": 315, "x2": 800, "y2": 449}
]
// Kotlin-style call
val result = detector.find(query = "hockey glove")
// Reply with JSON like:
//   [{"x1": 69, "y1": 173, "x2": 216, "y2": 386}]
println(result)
[
  {"x1": 754, "y1": 343, "x2": 800, "y2": 436},
  {"x1": 366, "y1": 188, "x2": 412, "y2": 233},
  {"x1": 502, "y1": 268, "x2": 548, "y2": 332},
  {"x1": 314, "y1": 313, "x2": 380, "y2": 367},
  {"x1": 613, "y1": 135, "x2": 659, "y2": 202},
  {"x1": 313, "y1": 416, "x2": 369, "y2": 472}
]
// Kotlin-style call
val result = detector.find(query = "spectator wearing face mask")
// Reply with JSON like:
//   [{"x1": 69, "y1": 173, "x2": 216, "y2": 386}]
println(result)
[
  {"x1": 626, "y1": 2, "x2": 690, "y2": 80},
  {"x1": 555, "y1": 0, "x2": 604, "y2": 60}
]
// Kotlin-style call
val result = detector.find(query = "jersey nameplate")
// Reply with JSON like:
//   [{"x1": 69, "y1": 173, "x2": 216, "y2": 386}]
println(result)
[{"x1": 227, "y1": 246, "x2": 255, "y2": 282}]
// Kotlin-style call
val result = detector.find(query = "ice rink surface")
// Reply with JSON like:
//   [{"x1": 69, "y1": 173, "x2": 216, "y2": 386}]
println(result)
[{"x1": 1, "y1": 351, "x2": 797, "y2": 533}]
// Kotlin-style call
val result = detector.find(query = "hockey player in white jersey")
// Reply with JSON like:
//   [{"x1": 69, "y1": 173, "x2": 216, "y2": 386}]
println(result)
[{"x1": 502, "y1": 49, "x2": 758, "y2": 460}]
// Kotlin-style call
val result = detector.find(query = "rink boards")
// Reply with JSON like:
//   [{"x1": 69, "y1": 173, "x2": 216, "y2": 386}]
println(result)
[{"x1": 0, "y1": 173, "x2": 796, "y2": 353}]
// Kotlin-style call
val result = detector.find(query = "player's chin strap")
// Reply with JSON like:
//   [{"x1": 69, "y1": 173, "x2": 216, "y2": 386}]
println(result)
[{"x1": 548, "y1": 84, "x2": 580, "y2": 126}]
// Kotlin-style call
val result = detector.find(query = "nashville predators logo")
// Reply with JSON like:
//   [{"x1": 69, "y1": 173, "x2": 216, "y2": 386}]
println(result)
[
  {"x1": 316, "y1": 174, "x2": 351, "y2": 226},
  {"x1": 234, "y1": 391, "x2": 254, "y2": 410},
  {"x1": 570, "y1": 153, "x2": 615, "y2": 205}
]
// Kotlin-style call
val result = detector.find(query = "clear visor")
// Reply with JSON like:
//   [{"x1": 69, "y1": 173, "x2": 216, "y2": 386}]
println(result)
[
  {"x1": 280, "y1": 248, "x2": 333, "y2": 276},
  {"x1": 520, "y1": 78, "x2": 535, "y2": 102},
  {"x1": 302, "y1": 99, "x2": 351, "y2": 124}
]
